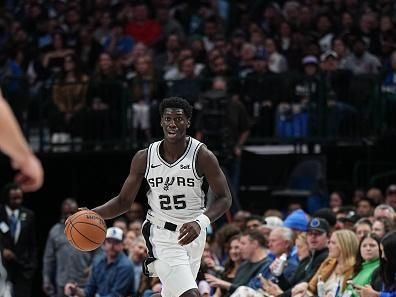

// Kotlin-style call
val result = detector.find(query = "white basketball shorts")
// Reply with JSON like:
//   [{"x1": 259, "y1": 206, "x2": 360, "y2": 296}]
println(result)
[{"x1": 142, "y1": 220, "x2": 206, "y2": 297}]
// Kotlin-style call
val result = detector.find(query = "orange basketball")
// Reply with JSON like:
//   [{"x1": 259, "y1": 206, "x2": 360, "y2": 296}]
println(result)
[{"x1": 65, "y1": 210, "x2": 107, "y2": 251}]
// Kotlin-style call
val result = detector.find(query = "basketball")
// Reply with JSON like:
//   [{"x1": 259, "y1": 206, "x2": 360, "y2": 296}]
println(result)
[{"x1": 65, "y1": 209, "x2": 107, "y2": 251}]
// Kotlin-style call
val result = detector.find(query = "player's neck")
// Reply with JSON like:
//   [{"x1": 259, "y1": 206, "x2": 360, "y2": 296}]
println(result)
[{"x1": 162, "y1": 136, "x2": 189, "y2": 162}]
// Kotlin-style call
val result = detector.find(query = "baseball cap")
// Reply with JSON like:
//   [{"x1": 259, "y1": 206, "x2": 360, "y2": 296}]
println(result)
[
  {"x1": 302, "y1": 55, "x2": 318, "y2": 65},
  {"x1": 386, "y1": 184, "x2": 396, "y2": 195},
  {"x1": 264, "y1": 216, "x2": 284, "y2": 229},
  {"x1": 106, "y1": 227, "x2": 123, "y2": 241},
  {"x1": 307, "y1": 218, "x2": 330, "y2": 233},
  {"x1": 320, "y1": 51, "x2": 338, "y2": 62}
]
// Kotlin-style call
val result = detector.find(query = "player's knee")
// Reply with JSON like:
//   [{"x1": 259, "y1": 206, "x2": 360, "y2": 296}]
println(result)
[{"x1": 179, "y1": 288, "x2": 200, "y2": 297}]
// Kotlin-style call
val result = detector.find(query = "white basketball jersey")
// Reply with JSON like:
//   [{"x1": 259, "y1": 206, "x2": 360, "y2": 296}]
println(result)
[{"x1": 144, "y1": 137, "x2": 206, "y2": 224}]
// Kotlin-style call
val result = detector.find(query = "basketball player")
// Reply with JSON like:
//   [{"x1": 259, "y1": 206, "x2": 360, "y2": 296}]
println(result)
[
  {"x1": 91, "y1": 97, "x2": 232, "y2": 297},
  {"x1": 0, "y1": 89, "x2": 43, "y2": 192}
]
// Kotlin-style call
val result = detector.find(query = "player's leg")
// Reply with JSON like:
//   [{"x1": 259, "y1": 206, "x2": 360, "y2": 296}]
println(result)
[{"x1": 153, "y1": 260, "x2": 198, "y2": 297}]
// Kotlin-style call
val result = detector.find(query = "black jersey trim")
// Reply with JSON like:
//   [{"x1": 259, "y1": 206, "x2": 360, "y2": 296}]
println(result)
[
  {"x1": 156, "y1": 137, "x2": 192, "y2": 168},
  {"x1": 144, "y1": 144, "x2": 153, "y2": 178},
  {"x1": 192, "y1": 143, "x2": 204, "y2": 179}
]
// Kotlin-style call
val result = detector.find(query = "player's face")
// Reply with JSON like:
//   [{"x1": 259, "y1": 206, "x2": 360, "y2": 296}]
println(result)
[{"x1": 161, "y1": 108, "x2": 190, "y2": 143}]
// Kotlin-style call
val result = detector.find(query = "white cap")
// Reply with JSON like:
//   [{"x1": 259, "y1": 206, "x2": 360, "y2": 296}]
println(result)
[
  {"x1": 264, "y1": 216, "x2": 284, "y2": 229},
  {"x1": 106, "y1": 227, "x2": 123, "y2": 241}
]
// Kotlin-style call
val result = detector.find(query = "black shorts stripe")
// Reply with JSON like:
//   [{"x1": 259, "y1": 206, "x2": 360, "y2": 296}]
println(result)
[{"x1": 142, "y1": 221, "x2": 154, "y2": 258}]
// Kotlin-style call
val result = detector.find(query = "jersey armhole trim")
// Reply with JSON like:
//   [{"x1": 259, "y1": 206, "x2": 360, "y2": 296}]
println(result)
[
  {"x1": 144, "y1": 144, "x2": 153, "y2": 178},
  {"x1": 192, "y1": 143, "x2": 204, "y2": 180}
]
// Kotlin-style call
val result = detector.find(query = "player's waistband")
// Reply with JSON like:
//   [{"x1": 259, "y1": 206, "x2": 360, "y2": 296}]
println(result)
[{"x1": 146, "y1": 213, "x2": 181, "y2": 232}]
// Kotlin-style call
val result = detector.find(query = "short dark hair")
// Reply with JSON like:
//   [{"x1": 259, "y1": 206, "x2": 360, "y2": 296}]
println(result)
[
  {"x1": 159, "y1": 97, "x2": 193, "y2": 119},
  {"x1": 1, "y1": 183, "x2": 20, "y2": 203},
  {"x1": 246, "y1": 215, "x2": 264, "y2": 224},
  {"x1": 242, "y1": 229, "x2": 267, "y2": 248}
]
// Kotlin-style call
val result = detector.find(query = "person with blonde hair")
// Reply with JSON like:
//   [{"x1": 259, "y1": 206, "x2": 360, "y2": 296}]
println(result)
[{"x1": 291, "y1": 229, "x2": 359, "y2": 297}]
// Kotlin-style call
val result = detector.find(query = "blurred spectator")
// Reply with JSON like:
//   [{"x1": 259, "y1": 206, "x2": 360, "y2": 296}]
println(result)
[
  {"x1": 196, "y1": 76, "x2": 250, "y2": 201},
  {"x1": 313, "y1": 208, "x2": 337, "y2": 230},
  {"x1": 332, "y1": 37, "x2": 351, "y2": 69},
  {"x1": 385, "y1": 184, "x2": 396, "y2": 209},
  {"x1": 103, "y1": 22, "x2": 134, "y2": 58},
  {"x1": 263, "y1": 209, "x2": 283, "y2": 219},
  {"x1": 245, "y1": 216, "x2": 264, "y2": 231},
  {"x1": 43, "y1": 198, "x2": 96, "y2": 297},
  {"x1": 0, "y1": 183, "x2": 37, "y2": 297},
  {"x1": 335, "y1": 206, "x2": 358, "y2": 230},
  {"x1": 265, "y1": 37, "x2": 288, "y2": 73},
  {"x1": 354, "y1": 218, "x2": 373, "y2": 241},
  {"x1": 86, "y1": 52, "x2": 124, "y2": 148},
  {"x1": 155, "y1": 5, "x2": 185, "y2": 41},
  {"x1": 125, "y1": 3, "x2": 161, "y2": 46},
  {"x1": 372, "y1": 217, "x2": 395, "y2": 239},
  {"x1": 373, "y1": 204, "x2": 395, "y2": 221},
  {"x1": 75, "y1": 26, "x2": 103, "y2": 74},
  {"x1": 112, "y1": 216, "x2": 128, "y2": 235},
  {"x1": 356, "y1": 197, "x2": 376, "y2": 218},
  {"x1": 154, "y1": 33, "x2": 182, "y2": 75},
  {"x1": 124, "y1": 202, "x2": 145, "y2": 223},
  {"x1": 344, "y1": 38, "x2": 382, "y2": 74},
  {"x1": 128, "y1": 220, "x2": 143, "y2": 237},
  {"x1": 283, "y1": 209, "x2": 309, "y2": 233},
  {"x1": 366, "y1": 187, "x2": 384, "y2": 206},
  {"x1": 93, "y1": 11, "x2": 112, "y2": 46},
  {"x1": 128, "y1": 236, "x2": 147, "y2": 295},
  {"x1": 232, "y1": 210, "x2": 251, "y2": 231},
  {"x1": 212, "y1": 224, "x2": 241, "y2": 265},
  {"x1": 50, "y1": 54, "x2": 88, "y2": 145},
  {"x1": 64, "y1": 227, "x2": 134, "y2": 297},
  {"x1": 260, "y1": 216, "x2": 284, "y2": 242},
  {"x1": 329, "y1": 191, "x2": 345, "y2": 213}
]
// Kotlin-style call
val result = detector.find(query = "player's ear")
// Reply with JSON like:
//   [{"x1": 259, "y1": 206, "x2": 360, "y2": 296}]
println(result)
[{"x1": 187, "y1": 120, "x2": 191, "y2": 128}]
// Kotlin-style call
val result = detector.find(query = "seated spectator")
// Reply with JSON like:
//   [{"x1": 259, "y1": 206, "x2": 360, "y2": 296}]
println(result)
[
  {"x1": 205, "y1": 235, "x2": 242, "y2": 297},
  {"x1": 103, "y1": 22, "x2": 134, "y2": 58},
  {"x1": 245, "y1": 216, "x2": 265, "y2": 231},
  {"x1": 366, "y1": 187, "x2": 384, "y2": 206},
  {"x1": 343, "y1": 233, "x2": 380, "y2": 297},
  {"x1": 291, "y1": 229, "x2": 359, "y2": 297},
  {"x1": 354, "y1": 231, "x2": 396, "y2": 297},
  {"x1": 249, "y1": 227, "x2": 299, "y2": 289},
  {"x1": 218, "y1": 229, "x2": 269, "y2": 297},
  {"x1": 374, "y1": 204, "x2": 395, "y2": 221},
  {"x1": 64, "y1": 227, "x2": 134, "y2": 297},
  {"x1": 263, "y1": 218, "x2": 330, "y2": 297},
  {"x1": 335, "y1": 206, "x2": 359, "y2": 230},
  {"x1": 128, "y1": 236, "x2": 147, "y2": 295},
  {"x1": 283, "y1": 209, "x2": 310, "y2": 234},
  {"x1": 265, "y1": 37, "x2": 288, "y2": 73},
  {"x1": 354, "y1": 218, "x2": 373, "y2": 241},
  {"x1": 232, "y1": 211, "x2": 251, "y2": 231},
  {"x1": 372, "y1": 217, "x2": 395, "y2": 239}
]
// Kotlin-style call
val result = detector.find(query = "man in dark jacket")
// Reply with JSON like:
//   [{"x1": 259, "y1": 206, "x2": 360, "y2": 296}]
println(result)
[
  {"x1": 264, "y1": 218, "x2": 330, "y2": 297},
  {"x1": 0, "y1": 183, "x2": 37, "y2": 297}
]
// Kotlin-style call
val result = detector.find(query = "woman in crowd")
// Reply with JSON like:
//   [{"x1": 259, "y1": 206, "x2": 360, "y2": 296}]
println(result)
[
  {"x1": 291, "y1": 229, "x2": 359, "y2": 297},
  {"x1": 205, "y1": 235, "x2": 242, "y2": 297},
  {"x1": 355, "y1": 231, "x2": 396, "y2": 297},
  {"x1": 344, "y1": 233, "x2": 381, "y2": 297}
]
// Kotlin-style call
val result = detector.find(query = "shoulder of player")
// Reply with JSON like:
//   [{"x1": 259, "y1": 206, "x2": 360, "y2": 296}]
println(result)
[
  {"x1": 130, "y1": 149, "x2": 148, "y2": 173},
  {"x1": 196, "y1": 145, "x2": 218, "y2": 170}
]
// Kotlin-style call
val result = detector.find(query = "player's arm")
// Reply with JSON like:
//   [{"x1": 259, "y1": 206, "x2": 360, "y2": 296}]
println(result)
[
  {"x1": 0, "y1": 92, "x2": 43, "y2": 192},
  {"x1": 198, "y1": 145, "x2": 232, "y2": 222},
  {"x1": 92, "y1": 149, "x2": 147, "y2": 220},
  {"x1": 178, "y1": 145, "x2": 231, "y2": 245}
]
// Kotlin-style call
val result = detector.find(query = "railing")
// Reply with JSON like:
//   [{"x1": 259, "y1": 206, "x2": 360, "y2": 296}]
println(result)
[{"x1": 0, "y1": 73, "x2": 393, "y2": 152}]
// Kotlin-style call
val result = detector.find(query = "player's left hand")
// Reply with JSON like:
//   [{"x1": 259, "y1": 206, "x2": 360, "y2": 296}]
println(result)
[{"x1": 178, "y1": 221, "x2": 201, "y2": 245}]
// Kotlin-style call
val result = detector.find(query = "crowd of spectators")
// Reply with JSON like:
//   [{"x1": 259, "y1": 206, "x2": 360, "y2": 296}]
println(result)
[
  {"x1": 0, "y1": 182, "x2": 391, "y2": 297},
  {"x1": 0, "y1": 0, "x2": 395, "y2": 150}
]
